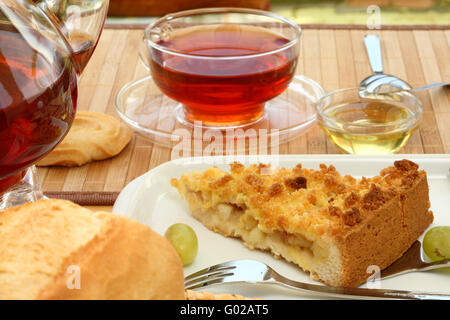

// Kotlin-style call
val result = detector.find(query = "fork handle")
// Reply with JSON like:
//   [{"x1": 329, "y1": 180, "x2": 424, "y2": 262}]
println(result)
[
  {"x1": 269, "y1": 273, "x2": 450, "y2": 300},
  {"x1": 364, "y1": 34, "x2": 384, "y2": 74}
]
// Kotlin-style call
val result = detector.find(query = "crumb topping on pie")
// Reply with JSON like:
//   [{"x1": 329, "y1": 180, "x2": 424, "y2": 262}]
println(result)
[
  {"x1": 171, "y1": 159, "x2": 433, "y2": 287},
  {"x1": 171, "y1": 159, "x2": 422, "y2": 237}
]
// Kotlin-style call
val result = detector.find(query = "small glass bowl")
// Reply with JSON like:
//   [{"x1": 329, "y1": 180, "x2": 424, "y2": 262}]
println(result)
[{"x1": 315, "y1": 88, "x2": 423, "y2": 154}]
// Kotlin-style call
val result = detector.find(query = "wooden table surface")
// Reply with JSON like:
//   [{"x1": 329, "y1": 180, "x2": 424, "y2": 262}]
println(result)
[{"x1": 37, "y1": 25, "x2": 450, "y2": 207}]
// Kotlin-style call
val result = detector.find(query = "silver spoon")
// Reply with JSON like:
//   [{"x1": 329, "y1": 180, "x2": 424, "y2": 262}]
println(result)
[{"x1": 360, "y1": 34, "x2": 448, "y2": 98}]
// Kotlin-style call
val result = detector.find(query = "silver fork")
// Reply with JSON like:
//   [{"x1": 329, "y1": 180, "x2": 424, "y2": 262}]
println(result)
[{"x1": 185, "y1": 257, "x2": 450, "y2": 300}]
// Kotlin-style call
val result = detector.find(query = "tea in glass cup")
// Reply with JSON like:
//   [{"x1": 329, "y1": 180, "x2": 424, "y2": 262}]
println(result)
[{"x1": 142, "y1": 8, "x2": 301, "y2": 127}]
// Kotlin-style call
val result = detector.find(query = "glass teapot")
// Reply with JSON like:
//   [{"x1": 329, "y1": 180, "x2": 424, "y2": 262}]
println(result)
[{"x1": 0, "y1": 0, "x2": 109, "y2": 209}]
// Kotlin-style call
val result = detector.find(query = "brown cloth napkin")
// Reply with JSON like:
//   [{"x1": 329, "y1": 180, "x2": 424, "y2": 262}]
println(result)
[{"x1": 44, "y1": 191, "x2": 119, "y2": 206}]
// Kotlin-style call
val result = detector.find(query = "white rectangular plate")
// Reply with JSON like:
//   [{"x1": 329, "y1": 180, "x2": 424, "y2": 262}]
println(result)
[{"x1": 112, "y1": 154, "x2": 450, "y2": 299}]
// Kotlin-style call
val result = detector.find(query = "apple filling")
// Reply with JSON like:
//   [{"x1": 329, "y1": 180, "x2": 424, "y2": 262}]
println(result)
[{"x1": 186, "y1": 196, "x2": 334, "y2": 276}]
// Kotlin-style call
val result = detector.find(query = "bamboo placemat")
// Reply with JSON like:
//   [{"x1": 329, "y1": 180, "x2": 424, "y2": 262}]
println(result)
[{"x1": 39, "y1": 26, "x2": 450, "y2": 205}]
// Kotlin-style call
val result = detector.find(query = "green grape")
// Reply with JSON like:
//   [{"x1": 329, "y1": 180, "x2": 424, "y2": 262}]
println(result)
[
  {"x1": 423, "y1": 226, "x2": 450, "y2": 262},
  {"x1": 165, "y1": 223, "x2": 198, "y2": 266}
]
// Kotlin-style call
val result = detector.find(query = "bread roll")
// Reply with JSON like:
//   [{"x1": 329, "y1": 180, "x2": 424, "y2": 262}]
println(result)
[
  {"x1": 0, "y1": 199, "x2": 185, "y2": 300},
  {"x1": 185, "y1": 290, "x2": 256, "y2": 300}
]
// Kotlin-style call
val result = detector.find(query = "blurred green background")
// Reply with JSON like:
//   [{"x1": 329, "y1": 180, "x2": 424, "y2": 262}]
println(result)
[
  {"x1": 107, "y1": 0, "x2": 450, "y2": 25},
  {"x1": 272, "y1": 0, "x2": 450, "y2": 25}
]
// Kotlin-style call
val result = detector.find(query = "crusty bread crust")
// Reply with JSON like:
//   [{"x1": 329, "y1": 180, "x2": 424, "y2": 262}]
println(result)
[
  {"x1": 0, "y1": 199, "x2": 185, "y2": 300},
  {"x1": 185, "y1": 290, "x2": 256, "y2": 300}
]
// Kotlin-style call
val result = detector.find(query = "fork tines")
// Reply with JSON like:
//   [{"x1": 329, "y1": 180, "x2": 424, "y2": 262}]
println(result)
[{"x1": 184, "y1": 263, "x2": 236, "y2": 290}]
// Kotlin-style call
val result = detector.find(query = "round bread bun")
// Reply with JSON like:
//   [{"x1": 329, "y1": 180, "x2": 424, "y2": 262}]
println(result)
[{"x1": 0, "y1": 199, "x2": 185, "y2": 300}]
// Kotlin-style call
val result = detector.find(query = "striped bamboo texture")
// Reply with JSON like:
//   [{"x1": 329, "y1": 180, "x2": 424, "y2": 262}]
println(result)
[{"x1": 38, "y1": 26, "x2": 450, "y2": 203}]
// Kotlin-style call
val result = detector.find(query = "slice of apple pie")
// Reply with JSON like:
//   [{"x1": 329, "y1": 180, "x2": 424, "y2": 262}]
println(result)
[{"x1": 171, "y1": 159, "x2": 433, "y2": 287}]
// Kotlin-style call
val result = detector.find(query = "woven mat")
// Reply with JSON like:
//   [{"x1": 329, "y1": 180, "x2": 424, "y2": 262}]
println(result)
[{"x1": 38, "y1": 24, "x2": 450, "y2": 206}]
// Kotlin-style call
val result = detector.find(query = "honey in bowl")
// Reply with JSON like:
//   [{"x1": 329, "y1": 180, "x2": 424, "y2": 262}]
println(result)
[
  {"x1": 148, "y1": 24, "x2": 298, "y2": 126},
  {"x1": 316, "y1": 89, "x2": 423, "y2": 154}
]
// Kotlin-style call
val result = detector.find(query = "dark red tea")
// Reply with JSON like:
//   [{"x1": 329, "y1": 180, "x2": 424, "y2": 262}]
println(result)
[
  {"x1": 149, "y1": 25, "x2": 297, "y2": 126},
  {"x1": 0, "y1": 23, "x2": 78, "y2": 193}
]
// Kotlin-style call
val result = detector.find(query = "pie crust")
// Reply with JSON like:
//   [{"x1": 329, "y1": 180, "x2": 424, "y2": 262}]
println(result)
[{"x1": 171, "y1": 160, "x2": 433, "y2": 287}]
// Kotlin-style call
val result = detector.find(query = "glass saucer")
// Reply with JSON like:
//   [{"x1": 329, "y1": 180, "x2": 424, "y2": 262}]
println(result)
[{"x1": 115, "y1": 75, "x2": 325, "y2": 148}]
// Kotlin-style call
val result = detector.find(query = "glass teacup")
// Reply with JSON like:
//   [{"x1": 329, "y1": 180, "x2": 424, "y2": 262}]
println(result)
[{"x1": 140, "y1": 8, "x2": 301, "y2": 127}]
